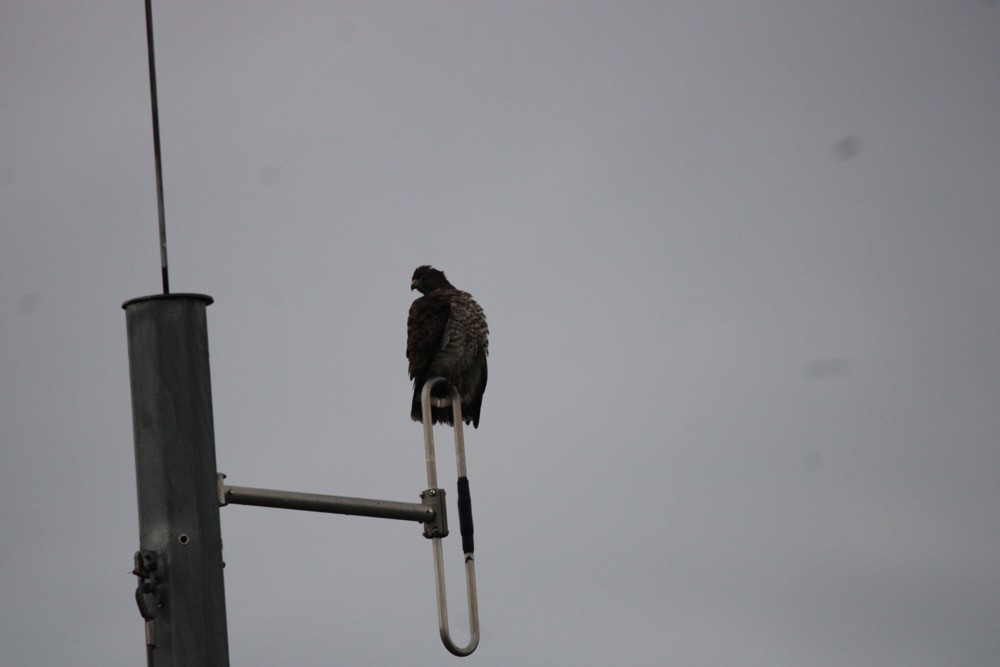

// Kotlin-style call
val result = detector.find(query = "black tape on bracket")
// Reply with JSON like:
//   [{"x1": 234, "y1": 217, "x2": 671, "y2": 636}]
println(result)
[{"x1": 456, "y1": 476, "x2": 474, "y2": 555}]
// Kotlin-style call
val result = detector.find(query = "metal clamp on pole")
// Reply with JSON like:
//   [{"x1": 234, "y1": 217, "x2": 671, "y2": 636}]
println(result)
[
  {"x1": 132, "y1": 549, "x2": 163, "y2": 648},
  {"x1": 421, "y1": 378, "x2": 480, "y2": 657}
]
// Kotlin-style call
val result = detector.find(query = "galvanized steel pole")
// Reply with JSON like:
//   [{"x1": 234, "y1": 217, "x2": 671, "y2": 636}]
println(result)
[{"x1": 124, "y1": 294, "x2": 229, "y2": 666}]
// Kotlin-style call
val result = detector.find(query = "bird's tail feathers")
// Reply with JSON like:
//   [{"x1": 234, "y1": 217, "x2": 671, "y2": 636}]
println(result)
[{"x1": 410, "y1": 385, "x2": 478, "y2": 427}]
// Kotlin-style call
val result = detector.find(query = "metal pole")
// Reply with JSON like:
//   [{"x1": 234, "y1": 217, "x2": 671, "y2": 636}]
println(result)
[{"x1": 124, "y1": 293, "x2": 229, "y2": 666}]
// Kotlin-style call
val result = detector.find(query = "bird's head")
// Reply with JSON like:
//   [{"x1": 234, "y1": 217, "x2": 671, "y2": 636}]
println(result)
[{"x1": 411, "y1": 265, "x2": 454, "y2": 294}]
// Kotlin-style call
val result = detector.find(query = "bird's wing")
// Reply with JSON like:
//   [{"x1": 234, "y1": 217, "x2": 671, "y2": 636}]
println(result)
[{"x1": 407, "y1": 294, "x2": 452, "y2": 380}]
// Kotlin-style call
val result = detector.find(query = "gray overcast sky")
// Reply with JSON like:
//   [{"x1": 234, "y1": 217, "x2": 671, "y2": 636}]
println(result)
[{"x1": 2, "y1": 2, "x2": 999, "y2": 665}]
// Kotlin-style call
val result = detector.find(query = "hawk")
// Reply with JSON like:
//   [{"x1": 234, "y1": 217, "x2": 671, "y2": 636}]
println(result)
[{"x1": 407, "y1": 265, "x2": 489, "y2": 428}]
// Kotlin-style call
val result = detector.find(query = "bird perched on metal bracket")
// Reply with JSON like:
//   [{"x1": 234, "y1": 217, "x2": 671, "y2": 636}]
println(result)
[{"x1": 407, "y1": 265, "x2": 489, "y2": 428}]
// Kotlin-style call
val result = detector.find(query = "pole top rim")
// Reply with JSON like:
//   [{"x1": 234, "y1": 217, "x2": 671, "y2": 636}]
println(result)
[{"x1": 122, "y1": 293, "x2": 214, "y2": 310}]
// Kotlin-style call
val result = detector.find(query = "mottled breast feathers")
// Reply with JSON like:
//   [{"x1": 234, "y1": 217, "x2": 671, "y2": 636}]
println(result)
[{"x1": 407, "y1": 265, "x2": 489, "y2": 428}]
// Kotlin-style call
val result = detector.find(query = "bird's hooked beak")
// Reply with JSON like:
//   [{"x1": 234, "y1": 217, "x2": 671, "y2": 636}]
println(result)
[{"x1": 410, "y1": 279, "x2": 419, "y2": 291}]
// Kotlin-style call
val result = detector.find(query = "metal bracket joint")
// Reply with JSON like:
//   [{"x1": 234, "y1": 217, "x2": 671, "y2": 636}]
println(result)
[{"x1": 420, "y1": 488, "x2": 449, "y2": 539}]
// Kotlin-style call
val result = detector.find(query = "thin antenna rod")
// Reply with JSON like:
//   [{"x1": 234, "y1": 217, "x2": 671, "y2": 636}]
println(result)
[{"x1": 144, "y1": 0, "x2": 170, "y2": 294}]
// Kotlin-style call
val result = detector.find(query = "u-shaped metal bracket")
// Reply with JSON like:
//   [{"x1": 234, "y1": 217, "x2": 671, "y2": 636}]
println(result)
[{"x1": 421, "y1": 378, "x2": 480, "y2": 657}]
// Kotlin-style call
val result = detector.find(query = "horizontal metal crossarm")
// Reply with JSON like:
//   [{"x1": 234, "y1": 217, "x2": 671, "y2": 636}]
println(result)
[{"x1": 218, "y1": 474, "x2": 435, "y2": 524}]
